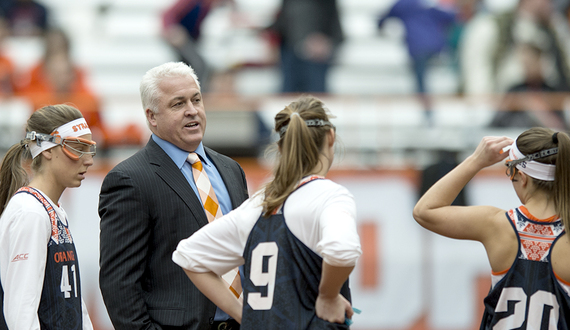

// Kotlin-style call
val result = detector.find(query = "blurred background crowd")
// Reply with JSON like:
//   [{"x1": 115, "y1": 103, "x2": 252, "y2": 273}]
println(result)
[{"x1": 0, "y1": 0, "x2": 568, "y2": 163}]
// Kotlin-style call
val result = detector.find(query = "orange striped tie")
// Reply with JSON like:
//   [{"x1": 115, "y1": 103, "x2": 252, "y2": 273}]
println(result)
[
  {"x1": 187, "y1": 153, "x2": 222, "y2": 222},
  {"x1": 187, "y1": 152, "x2": 242, "y2": 298}
]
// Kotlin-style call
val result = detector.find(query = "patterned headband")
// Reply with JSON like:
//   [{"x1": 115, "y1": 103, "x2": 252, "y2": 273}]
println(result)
[
  {"x1": 278, "y1": 119, "x2": 333, "y2": 138},
  {"x1": 507, "y1": 139, "x2": 558, "y2": 181}
]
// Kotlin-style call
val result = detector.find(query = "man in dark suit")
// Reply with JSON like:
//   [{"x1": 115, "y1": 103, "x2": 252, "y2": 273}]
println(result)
[{"x1": 98, "y1": 61, "x2": 248, "y2": 330}]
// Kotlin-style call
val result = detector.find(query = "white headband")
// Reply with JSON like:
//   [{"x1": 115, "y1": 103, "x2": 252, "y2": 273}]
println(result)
[
  {"x1": 28, "y1": 118, "x2": 92, "y2": 159},
  {"x1": 508, "y1": 140, "x2": 556, "y2": 181}
]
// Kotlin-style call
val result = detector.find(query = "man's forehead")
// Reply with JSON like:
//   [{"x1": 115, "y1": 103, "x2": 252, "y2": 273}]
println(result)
[
  {"x1": 159, "y1": 76, "x2": 199, "y2": 93},
  {"x1": 165, "y1": 91, "x2": 201, "y2": 101}
]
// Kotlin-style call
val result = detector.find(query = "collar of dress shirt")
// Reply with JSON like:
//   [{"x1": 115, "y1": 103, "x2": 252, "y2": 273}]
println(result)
[{"x1": 151, "y1": 134, "x2": 209, "y2": 169}]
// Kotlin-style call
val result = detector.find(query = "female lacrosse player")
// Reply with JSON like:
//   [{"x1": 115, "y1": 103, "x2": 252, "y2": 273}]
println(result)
[
  {"x1": 0, "y1": 104, "x2": 96, "y2": 329},
  {"x1": 414, "y1": 127, "x2": 570, "y2": 328}
]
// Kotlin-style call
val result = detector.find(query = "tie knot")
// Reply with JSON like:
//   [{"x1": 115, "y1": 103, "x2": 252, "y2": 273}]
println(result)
[
  {"x1": 187, "y1": 152, "x2": 199, "y2": 164},
  {"x1": 187, "y1": 152, "x2": 202, "y2": 170}
]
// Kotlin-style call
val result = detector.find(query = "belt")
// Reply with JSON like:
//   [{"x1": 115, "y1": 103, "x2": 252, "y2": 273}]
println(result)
[{"x1": 210, "y1": 319, "x2": 240, "y2": 330}]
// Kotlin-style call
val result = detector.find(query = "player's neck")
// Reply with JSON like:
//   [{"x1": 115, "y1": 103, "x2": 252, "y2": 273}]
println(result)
[
  {"x1": 523, "y1": 193, "x2": 558, "y2": 220},
  {"x1": 29, "y1": 176, "x2": 64, "y2": 204}
]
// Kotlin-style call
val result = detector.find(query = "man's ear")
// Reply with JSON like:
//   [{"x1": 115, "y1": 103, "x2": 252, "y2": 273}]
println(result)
[{"x1": 145, "y1": 109, "x2": 157, "y2": 127}]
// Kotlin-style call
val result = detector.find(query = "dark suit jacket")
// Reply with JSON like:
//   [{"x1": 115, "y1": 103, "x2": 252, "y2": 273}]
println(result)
[{"x1": 98, "y1": 138, "x2": 249, "y2": 330}]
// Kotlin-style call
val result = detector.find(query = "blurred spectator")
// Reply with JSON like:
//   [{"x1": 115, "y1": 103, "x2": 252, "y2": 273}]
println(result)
[
  {"x1": 18, "y1": 28, "x2": 143, "y2": 150},
  {"x1": 378, "y1": 0, "x2": 456, "y2": 94},
  {"x1": 459, "y1": 0, "x2": 570, "y2": 95},
  {"x1": 445, "y1": 0, "x2": 481, "y2": 89},
  {"x1": 162, "y1": 0, "x2": 231, "y2": 92},
  {"x1": 0, "y1": 15, "x2": 16, "y2": 98},
  {"x1": 0, "y1": 0, "x2": 49, "y2": 37},
  {"x1": 267, "y1": 0, "x2": 344, "y2": 94},
  {"x1": 378, "y1": 0, "x2": 456, "y2": 120},
  {"x1": 490, "y1": 43, "x2": 567, "y2": 130}
]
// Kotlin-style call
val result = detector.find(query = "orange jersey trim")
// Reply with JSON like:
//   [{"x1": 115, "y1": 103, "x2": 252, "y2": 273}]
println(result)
[
  {"x1": 555, "y1": 272, "x2": 570, "y2": 286},
  {"x1": 491, "y1": 268, "x2": 510, "y2": 276},
  {"x1": 519, "y1": 206, "x2": 559, "y2": 223}
]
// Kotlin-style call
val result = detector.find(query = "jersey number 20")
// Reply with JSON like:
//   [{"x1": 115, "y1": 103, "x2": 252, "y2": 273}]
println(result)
[
  {"x1": 494, "y1": 287, "x2": 558, "y2": 329},
  {"x1": 248, "y1": 242, "x2": 278, "y2": 310}
]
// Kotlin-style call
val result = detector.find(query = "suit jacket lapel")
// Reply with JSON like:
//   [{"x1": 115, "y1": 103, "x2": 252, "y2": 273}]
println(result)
[
  {"x1": 146, "y1": 139, "x2": 209, "y2": 227},
  {"x1": 205, "y1": 147, "x2": 243, "y2": 209}
]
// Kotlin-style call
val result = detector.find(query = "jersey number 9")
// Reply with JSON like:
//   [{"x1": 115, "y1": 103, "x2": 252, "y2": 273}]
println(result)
[{"x1": 248, "y1": 242, "x2": 279, "y2": 310}]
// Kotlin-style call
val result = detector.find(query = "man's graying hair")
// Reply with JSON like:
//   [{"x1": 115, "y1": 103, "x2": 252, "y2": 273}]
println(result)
[{"x1": 139, "y1": 62, "x2": 200, "y2": 113}]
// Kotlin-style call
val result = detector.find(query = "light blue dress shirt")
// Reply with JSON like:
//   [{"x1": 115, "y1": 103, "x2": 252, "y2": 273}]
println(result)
[{"x1": 152, "y1": 134, "x2": 232, "y2": 215}]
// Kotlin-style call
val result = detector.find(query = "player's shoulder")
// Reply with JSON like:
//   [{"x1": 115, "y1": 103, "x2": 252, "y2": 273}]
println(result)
[
  {"x1": 11, "y1": 189, "x2": 50, "y2": 205},
  {"x1": 302, "y1": 178, "x2": 352, "y2": 198},
  {"x1": 3, "y1": 191, "x2": 50, "y2": 220},
  {"x1": 314, "y1": 177, "x2": 348, "y2": 190}
]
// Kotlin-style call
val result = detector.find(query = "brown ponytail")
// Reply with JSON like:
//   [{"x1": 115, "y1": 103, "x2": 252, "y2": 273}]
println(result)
[
  {"x1": 261, "y1": 96, "x2": 335, "y2": 217},
  {"x1": 0, "y1": 143, "x2": 29, "y2": 215},
  {"x1": 553, "y1": 132, "x2": 570, "y2": 232},
  {"x1": 515, "y1": 127, "x2": 570, "y2": 232}
]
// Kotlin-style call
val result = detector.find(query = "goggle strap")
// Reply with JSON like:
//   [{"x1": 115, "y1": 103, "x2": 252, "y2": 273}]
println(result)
[
  {"x1": 523, "y1": 147, "x2": 559, "y2": 162},
  {"x1": 24, "y1": 131, "x2": 62, "y2": 146}
]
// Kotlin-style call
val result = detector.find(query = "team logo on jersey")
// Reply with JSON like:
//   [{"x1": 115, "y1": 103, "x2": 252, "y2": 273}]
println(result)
[
  {"x1": 53, "y1": 250, "x2": 75, "y2": 263},
  {"x1": 11, "y1": 253, "x2": 29, "y2": 262}
]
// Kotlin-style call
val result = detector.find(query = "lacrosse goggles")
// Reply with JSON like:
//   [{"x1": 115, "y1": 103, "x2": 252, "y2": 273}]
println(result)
[{"x1": 25, "y1": 118, "x2": 96, "y2": 161}]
